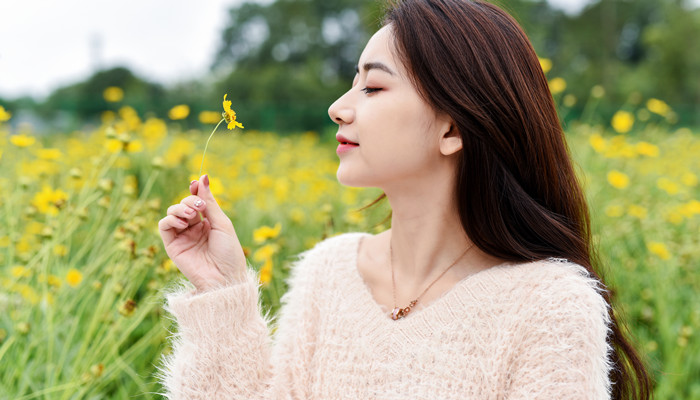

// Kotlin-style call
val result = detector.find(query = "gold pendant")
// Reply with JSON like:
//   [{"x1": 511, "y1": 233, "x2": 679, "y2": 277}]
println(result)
[{"x1": 391, "y1": 300, "x2": 417, "y2": 320}]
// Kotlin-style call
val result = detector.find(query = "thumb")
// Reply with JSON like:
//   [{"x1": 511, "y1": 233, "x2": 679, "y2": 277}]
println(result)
[{"x1": 197, "y1": 174, "x2": 231, "y2": 230}]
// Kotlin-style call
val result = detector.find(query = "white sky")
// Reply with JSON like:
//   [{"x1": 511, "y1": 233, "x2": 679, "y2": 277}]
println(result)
[{"x1": 1, "y1": 0, "x2": 698, "y2": 99}]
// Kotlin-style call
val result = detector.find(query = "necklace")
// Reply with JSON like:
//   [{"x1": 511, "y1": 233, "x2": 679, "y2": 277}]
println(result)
[{"x1": 390, "y1": 242, "x2": 474, "y2": 321}]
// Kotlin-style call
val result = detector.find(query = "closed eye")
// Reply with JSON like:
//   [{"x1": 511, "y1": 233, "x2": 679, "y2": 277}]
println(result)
[{"x1": 361, "y1": 87, "x2": 382, "y2": 95}]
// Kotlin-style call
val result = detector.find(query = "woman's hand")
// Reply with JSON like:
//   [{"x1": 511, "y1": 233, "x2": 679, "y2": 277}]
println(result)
[{"x1": 158, "y1": 175, "x2": 247, "y2": 292}]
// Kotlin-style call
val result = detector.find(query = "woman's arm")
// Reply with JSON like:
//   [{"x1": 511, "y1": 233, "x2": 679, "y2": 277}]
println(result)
[{"x1": 159, "y1": 247, "x2": 322, "y2": 400}]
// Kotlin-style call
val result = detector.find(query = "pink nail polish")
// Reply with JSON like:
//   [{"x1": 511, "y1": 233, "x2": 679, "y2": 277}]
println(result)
[{"x1": 203, "y1": 174, "x2": 210, "y2": 188}]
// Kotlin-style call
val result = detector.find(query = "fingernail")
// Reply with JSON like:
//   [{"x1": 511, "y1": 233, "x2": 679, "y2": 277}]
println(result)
[
  {"x1": 203, "y1": 174, "x2": 210, "y2": 188},
  {"x1": 190, "y1": 180, "x2": 197, "y2": 186},
  {"x1": 194, "y1": 199, "x2": 204, "y2": 207},
  {"x1": 185, "y1": 208, "x2": 195, "y2": 215}
]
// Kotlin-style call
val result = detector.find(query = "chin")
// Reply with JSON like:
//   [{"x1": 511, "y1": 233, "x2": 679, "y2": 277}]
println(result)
[{"x1": 336, "y1": 166, "x2": 373, "y2": 188}]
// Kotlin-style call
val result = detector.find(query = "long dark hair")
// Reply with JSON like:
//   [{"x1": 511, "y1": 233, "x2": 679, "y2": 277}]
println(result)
[{"x1": 378, "y1": 0, "x2": 652, "y2": 398}]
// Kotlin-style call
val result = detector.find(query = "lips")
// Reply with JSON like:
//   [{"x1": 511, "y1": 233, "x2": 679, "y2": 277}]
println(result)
[{"x1": 336, "y1": 134, "x2": 359, "y2": 146}]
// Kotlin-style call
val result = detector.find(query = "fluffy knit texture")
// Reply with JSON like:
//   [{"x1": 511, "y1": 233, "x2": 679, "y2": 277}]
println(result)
[{"x1": 159, "y1": 232, "x2": 614, "y2": 399}]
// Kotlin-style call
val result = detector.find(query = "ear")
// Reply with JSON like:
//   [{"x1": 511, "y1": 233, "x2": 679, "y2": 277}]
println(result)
[{"x1": 438, "y1": 123, "x2": 462, "y2": 156}]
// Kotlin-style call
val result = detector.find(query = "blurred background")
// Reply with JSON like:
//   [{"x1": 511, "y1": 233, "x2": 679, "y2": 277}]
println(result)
[
  {"x1": 0, "y1": 0, "x2": 699, "y2": 399},
  {"x1": 2, "y1": 0, "x2": 699, "y2": 133}
]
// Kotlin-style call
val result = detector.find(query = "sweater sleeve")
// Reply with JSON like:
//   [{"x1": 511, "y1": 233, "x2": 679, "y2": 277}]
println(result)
[
  {"x1": 159, "y1": 246, "x2": 324, "y2": 400},
  {"x1": 504, "y1": 261, "x2": 614, "y2": 400}
]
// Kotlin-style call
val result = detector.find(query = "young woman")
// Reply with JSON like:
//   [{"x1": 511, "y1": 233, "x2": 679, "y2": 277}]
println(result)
[{"x1": 158, "y1": 0, "x2": 651, "y2": 398}]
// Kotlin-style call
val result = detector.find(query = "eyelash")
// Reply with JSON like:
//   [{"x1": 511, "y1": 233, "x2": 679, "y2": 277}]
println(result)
[{"x1": 361, "y1": 87, "x2": 382, "y2": 94}]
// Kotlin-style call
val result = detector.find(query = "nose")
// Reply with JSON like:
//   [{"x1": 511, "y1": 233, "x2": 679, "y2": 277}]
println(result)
[{"x1": 328, "y1": 90, "x2": 354, "y2": 125}]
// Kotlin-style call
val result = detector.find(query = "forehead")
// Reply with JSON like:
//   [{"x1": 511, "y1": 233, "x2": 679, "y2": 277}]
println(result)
[{"x1": 358, "y1": 25, "x2": 405, "y2": 76}]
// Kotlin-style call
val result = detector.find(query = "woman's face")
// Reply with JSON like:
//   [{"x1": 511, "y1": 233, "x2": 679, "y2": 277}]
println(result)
[{"x1": 328, "y1": 25, "x2": 456, "y2": 190}]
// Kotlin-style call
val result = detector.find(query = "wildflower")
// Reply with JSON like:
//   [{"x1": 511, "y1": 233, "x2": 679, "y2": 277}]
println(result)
[
  {"x1": 53, "y1": 244, "x2": 68, "y2": 257},
  {"x1": 253, "y1": 223, "x2": 282, "y2": 244},
  {"x1": 538, "y1": 58, "x2": 552, "y2": 74},
  {"x1": 118, "y1": 299, "x2": 137, "y2": 316},
  {"x1": 548, "y1": 77, "x2": 566, "y2": 95},
  {"x1": 199, "y1": 111, "x2": 222, "y2": 124},
  {"x1": 37, "y1": 148, "x2": 62, "y2": 160},
  {"x1": 103, "y1": 87, "x2": 124, "y2": 102},
  {"x1": 646, "y1": 98, "x2": 671, "y2": 117},
  {"x1": 11, "y1": 266, "x2": 31, "y2": 278},
  {"x1": 168, "y1": 105, "x2": 190, "y2": 120},
  {"x1": 10, "y1": 134, "x2": 36, "y2": 147},
  {"x1": 253, "y1": 244, "x2": 280, "y2": 263},
  {"x1": 32, "y1": 186, "x2": 68, "y2": 215},
  {"x1": 259, "y1": 258, "x2": 273, "y2": 286},
  {"x1": 17, "y1": 322, "x2": 31, "y2": 335},
  {"x1": 657, "y1": 177, "x2": 680, "y2": 195},
  {"x1": 628, "y1": 205, "x2": 648, "y2": 220},
  {"x1": 611, "y1": 111, "x2": 634, "y2": 134},
  {"x1": 198, "y1": 94, "x2": 244, "y2": 177},
  {"x1": 222, "y1": 94, "x2": 244, "y2": 130},
  {"x1": 66, "y1": 268, "x2": 83, "y2": 287},
  {"x1": 563, "y1": 94, "x2": 577, "y2": 107},
  {"x1": 47, "y1": 274, "x2": 62, "y2": 288},
  {"x1": 589, "y1": 133, "x2": 607, "y2": 153},
  {"x1": 607, "y1": 170, "x2": 630, "y2": 189},
  {"x1": 0, "y1": 236, "x2": 10, "y2": 248},
  {"x1": 605, "y1": 205, "x2": 624, "y2": 218},
  {"x1": 647, "y1": 242, "x2": 671, "y2": 260},
  {"x1": 681, "y1": 172, "x2": 698, "y2": 187},
  {"x1": 0, "y1": 105, "x2": 12, "y2": 121},
  {"x1": 635, "y1": 142, "x2": 659, "y2": 157}
]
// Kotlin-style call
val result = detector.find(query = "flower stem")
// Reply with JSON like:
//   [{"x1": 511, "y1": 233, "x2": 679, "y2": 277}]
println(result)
[{"x1": 199, "y1": 118, "x2": 226, "y2": 178}]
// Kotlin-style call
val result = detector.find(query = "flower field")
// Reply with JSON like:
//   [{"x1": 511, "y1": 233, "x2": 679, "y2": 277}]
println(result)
[{"x1": 0, "y1": 101, "x2": 698, "y2": 398}]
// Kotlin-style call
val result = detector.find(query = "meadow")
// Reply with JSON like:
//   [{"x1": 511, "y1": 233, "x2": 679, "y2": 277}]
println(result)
[{"x1": 0, "y1": 94, "x2": 698, "y2": 398}]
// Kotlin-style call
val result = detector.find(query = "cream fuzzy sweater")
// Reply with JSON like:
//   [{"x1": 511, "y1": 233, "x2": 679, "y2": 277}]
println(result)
[{"x1": 159, "y1": 232, "x2": 613, "y2": 399}]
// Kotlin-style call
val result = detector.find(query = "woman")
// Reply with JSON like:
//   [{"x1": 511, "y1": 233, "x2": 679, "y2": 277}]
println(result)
[{"x1": 158, "y1": 0, "x2": 651, "y2": 399}]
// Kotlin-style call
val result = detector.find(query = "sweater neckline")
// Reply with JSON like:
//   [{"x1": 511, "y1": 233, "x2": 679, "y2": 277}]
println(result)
[{"x1": 345, "y1": 232, "x2": 510, "y2": 328}]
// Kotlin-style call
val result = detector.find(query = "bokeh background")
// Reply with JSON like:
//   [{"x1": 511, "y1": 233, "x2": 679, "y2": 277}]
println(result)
[{"x1": 0, "y1": 0, "x2": 698, "y2": 398}]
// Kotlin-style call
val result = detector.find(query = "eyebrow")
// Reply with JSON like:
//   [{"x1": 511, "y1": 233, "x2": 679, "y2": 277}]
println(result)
[{"x1": 355, "y1": 62, "x2": 395, "y2": 76}]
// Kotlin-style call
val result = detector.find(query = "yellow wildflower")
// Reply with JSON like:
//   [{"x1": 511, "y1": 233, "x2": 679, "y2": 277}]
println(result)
[
  {"x1": 647, "y1": 242, "x2": 671, "y2": 260},
  {"x1": 253, "y1": 244, "x2": 280, "y2": 263},
  {"x1": 103, "y1": 86, "x2": 124, "y2": 102},
  {"x1": 611, "y1": 111, "x2": 634, "y2": 134},
  {"x1": 199, "y1": 111, "x2": 222, "y2": 124},
  {"x1": 222, "y1": 94, "x2": 244, "y2": 130},
  {"x1": 11, "y1": 266, "x2": 31, "y2": 278},
  {"x1": 538, "y1": 58, "x2": 552, "y2": 74},
  {"x1": 118, "y1": 299, "x2": 137, "y2": 317},
  {"x1": 168, "y1": 105, "x2": 190, "y2": 120},
  {"x1": 253, "y1": 223, "x2": 282, "y2": 244},
  {"x1": 680, "y1": 200, "x2": 700, "y2": 217},
  {"x1": 657, "y1": 177, "x2": 680, "y2": 195},
  {"x1": 646, "y1": 98, "x2": 671, "y2": 117},
  {"x1": 0, "y1": 236, "x2": 10, "y2": 248},
  {"x1": 53, "y1": 244, "x2": 68, "y2": 257},
  {"x1": 0, "y1": 105, "x2": 11, "y2": 121},
  {"x1": 66, "y1": 268, "x2": 83, "y2": 287},
  {"x1": 10, "y1": 134, "x2": 36, "y2": 147},
  {"x1": 548, "y1": 77, "x2": 566, "y2": 95},
  {"x1": 259, "y1": 258, "x2": 273, "y2": 286},
  {"x1": 563, "y1": 94, "x2": 577, "y2": 107},
  {"x1": 32, "y1": 186, "x2": 68, "y2": 215},
  {"x1": 635, "y1": 142, "x2": 659, "y2": 157},
  {"x1": 607, "y1": 170, "x2": 630, "y2": 189},
  {"x1": 590, "y1": 85, "x2": 605, "y2": 99},
  {"x1": 628, "y1": 205, "x2": 648, "y2": 220},
  {"x1": 47, "y1": 274, "x2": 62, "y2": 288},
  {"x1": 605, "y1": 205, "x2": 624, "y2": 218},
  {"x1": 681, "y1": 172, "x2": 698, "y2": 187},
  {"x1": 589, "y1": 133, "x2": 607, "y2": 153},
  {"x1": 37, "y1": 148, "x2": 63, "y2": 160}
]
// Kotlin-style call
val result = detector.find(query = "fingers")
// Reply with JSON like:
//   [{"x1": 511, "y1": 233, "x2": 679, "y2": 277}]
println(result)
[
  {"x1": 189, "y1": 180, "x2": 198, "y2": 195},
  {"x1": 193, "y1": 175, "x2": 232, "y2": 231},
  {"x1": 158, "y1": 215, "x2": 188, "y2": 244},
  {"x1": 167, "y1": 203, "x2": 198, "y2": 221}
]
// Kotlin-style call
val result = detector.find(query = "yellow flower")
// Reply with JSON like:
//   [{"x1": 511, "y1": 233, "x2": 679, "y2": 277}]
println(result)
[
  {"x1": 563, "y1": 94, "x2": 577, "y2": 107},
  {"x1": 10, "y1": 134, "x2": 36, "y2": 147},
  {"x1": 253, "y1": 244, "x2": 280, "y2": 263},
  {"x1": 647, "y1": 242, "x2": 671, "y2": 260},
  {"x1": 628, "y1": 205, "x2": 648, "y2": 220},
  {"x1": 548, "y1": 77, "x2": 566, "y2": 95},
  {"x1": 168, "y1": 105, "x2": 190, "y2": 120},
  {"x1": 103, "y1": 87, "x2": 124, "y2": 102},
  {"x1": 199, "y1": 111, "x2": 222, "y2": 124},
  {"x1": 222, "y1": 94, "x2": 244, "y2": 130},
  {"x1": 681, "y1": 172, "x2": 698, "y2": 187},
  {"x1": 646, "y1": 98, "x2": 671, "y2": 117},
  {"x1": 657, "y1": 177, "x2": 680, "y2": 195},
  {"x1": 11, "y1": 266, "x2": 31, "y2": 278},
  {"x1": 590, "y1": 85, "x2": 605, "y2": 99},
  {"x1": 538, "y1": 58, "x2": 552, "y2": 74},
  {"x1": 37, "y1": 148, "x2": 63, "y2": 160},
  {"x1": 589, "y1": 133, "x2": 607, "y2": 153},
  {"x1": 0, "y1": 105, "x2": 11, "y2": 121},
  {"x1": 607, "y1": 170, "x2": 630, "y2": 189},
  {"x1": 47, "y1": 274, "x2": 62, "y2": 288},
  {"x1": 635, "y1": 142, "x2": 659, "y2": 157},
  {"x1": 53, "y1": 244, "x2": 68, "y2": 257},
  {"x1": 253, "y1": 223, "x2": 282, "y2": 244},
  {"x1": 259, "y1": 258, "x2": 273, "y2": 286},
  {"x1": 66, "y1": 268, "x2": 83, "y2": 287},
  {"x1": 32, "y1": 186, "x2": 69, "y2": 215},
  {"x1": 118, "y1": 299, "x2": 137, "y2": 317},
  {"x1": 605, "y1": 204, "x2": 624, "y2": 218},
  {"x1": 611, "y1": 111, "x2": 634, "y2": 134}
]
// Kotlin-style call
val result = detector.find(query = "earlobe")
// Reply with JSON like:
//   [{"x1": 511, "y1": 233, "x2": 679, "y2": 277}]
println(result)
[{"x1": 439, "y1": 125, "x2": 462, "y2": 156}]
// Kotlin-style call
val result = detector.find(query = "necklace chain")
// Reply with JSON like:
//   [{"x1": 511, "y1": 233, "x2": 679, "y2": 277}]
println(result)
[{"x1": 390, "y1": 242, "x2": 473, "y2": 321}]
